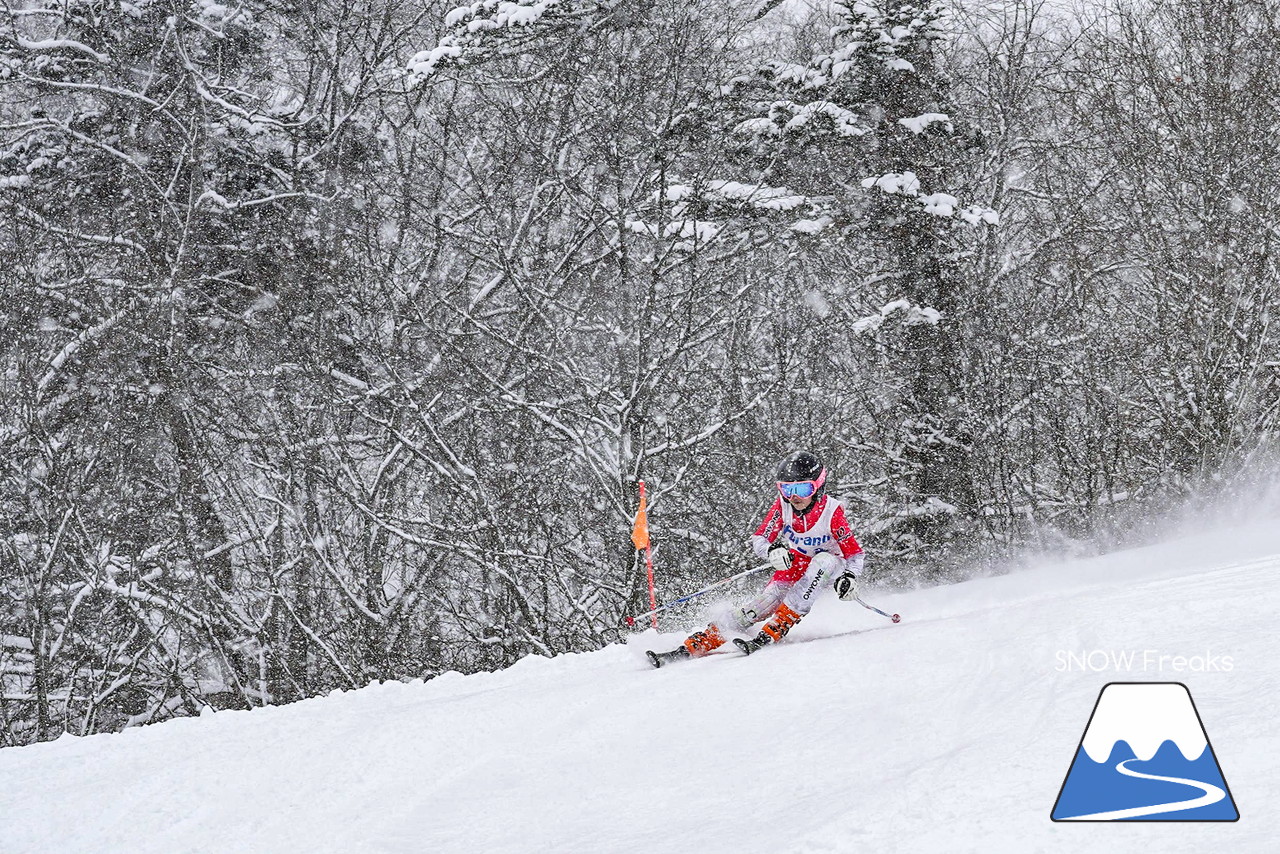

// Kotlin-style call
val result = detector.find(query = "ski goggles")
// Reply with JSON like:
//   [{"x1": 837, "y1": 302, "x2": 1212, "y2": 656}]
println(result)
[{"x1": 777, "y1": 479, "x2": 820, "y2": 499}]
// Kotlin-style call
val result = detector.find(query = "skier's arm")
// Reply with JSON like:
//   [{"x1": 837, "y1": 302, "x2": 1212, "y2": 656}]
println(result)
[
  {"x1": 830, "y1": 504, "x2": 864, "y2": 599},
  {"x1": 831, "y1": 504, "x2": 862, "y2": 563},
  {"x1": 749, "y1": 497, "x2": 785, "y2": 559},
  {"x1": 839, "y1": 552, "x2": 865, "y2": 576}
]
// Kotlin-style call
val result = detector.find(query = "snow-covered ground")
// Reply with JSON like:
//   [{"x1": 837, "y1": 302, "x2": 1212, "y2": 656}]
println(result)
[{"x1": 3, "y1": 522, "x2": 1278, "y2": 853}]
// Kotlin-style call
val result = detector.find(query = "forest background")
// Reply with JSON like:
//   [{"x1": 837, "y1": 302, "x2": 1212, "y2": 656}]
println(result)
[{"x1": 3, "y1": 0, "x2": 1278, "y2": 745}]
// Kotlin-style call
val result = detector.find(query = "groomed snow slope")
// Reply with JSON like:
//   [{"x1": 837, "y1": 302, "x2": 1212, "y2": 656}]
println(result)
[{"x1": 3, "y1": 523, "x2": 1279, "y2": 854}]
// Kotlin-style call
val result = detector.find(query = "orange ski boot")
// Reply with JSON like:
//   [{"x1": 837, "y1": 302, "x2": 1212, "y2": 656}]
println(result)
[
  {"x1": 733, "y1": 603, "x2": 803, "y2": 655},
  {"x1": 645, "y1": 623, "x2": 726, "y2": 668},
  {"x1": 682, "y1": 623, "x2": 727, "y2": 657}
]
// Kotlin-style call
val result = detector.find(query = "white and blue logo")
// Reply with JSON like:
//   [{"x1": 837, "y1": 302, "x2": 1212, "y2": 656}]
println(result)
[{"x1": 1051, "y1": 682, "x2": 1239, "y2": 821}]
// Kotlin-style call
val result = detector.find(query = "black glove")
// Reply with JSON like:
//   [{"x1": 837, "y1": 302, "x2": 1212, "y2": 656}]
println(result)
[
  {"x1": 834, "y1": 571, "x2": 859, "y2": 601},
  {"x1": 767, "y1": 541, "x2": 792, "y2": 572}
]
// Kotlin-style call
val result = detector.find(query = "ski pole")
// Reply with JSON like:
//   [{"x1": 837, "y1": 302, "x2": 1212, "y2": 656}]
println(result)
[
  {"x1": 624, "y1": 565, "x2": 770, "y2": 627},
  {"x1": 853, "y1": 595, "x2": 901, "y2": 623}
]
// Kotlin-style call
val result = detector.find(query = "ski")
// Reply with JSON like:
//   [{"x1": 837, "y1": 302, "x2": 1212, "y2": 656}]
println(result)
[
  {"x1": 645, "y1": 647, "x2": 691, "y2": 668},
  {"x1": 732, "y1": 636, "x2": 769, "y2": 656},
  {"x1": 650, "y1": 614, "x2": 899, "y2": 667}
]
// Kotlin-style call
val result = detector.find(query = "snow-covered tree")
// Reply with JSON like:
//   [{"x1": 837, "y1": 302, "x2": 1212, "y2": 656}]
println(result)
[{"x1": 717, "y1": 0, "x2": 997, "y2": 573}]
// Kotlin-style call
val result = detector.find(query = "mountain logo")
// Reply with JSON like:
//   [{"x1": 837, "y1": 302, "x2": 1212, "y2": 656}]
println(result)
[{"x1": 1051, "y1": 682, "x2": 1239, "y2": 821}]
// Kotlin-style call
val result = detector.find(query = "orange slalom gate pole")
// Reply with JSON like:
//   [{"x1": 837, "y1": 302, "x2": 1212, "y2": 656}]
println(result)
[
  {"x1": 631, "y1": 480, "x2": 658, "y2": 629},
  {"x1": 643, "y1": 545, "x2": 657, "y2": 630}
]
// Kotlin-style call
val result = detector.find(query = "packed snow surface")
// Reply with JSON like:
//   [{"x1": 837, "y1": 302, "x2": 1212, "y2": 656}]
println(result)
[{"x1": 3, "y1": 522, "x2": 1279, "y2": 853}]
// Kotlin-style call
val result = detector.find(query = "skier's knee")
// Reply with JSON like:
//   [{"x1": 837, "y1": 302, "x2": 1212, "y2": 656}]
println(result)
[
  {"x1": 711, "y1": 603, "x2": 756, "y2": 632},
  {"x1": 730, "y1": 605, "x2": 763, "y2": 631},
  {"x1": 810, "y1": 552, "x2": 840, "y2": 573}
]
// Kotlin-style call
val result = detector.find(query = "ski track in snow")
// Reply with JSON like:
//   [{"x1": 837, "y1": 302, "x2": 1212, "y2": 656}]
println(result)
[
  {"x1": 1057, "y1": 758, "x2": 1226, "y2": 821},
  {"x1": 2, "y1": 522, "x2": 1279, "y2": 853}
]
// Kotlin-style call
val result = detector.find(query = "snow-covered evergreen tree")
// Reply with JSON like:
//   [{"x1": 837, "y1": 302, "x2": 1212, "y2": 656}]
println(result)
[{"x1": 720, "y1": 0, "x2": 997, "y2": 572}]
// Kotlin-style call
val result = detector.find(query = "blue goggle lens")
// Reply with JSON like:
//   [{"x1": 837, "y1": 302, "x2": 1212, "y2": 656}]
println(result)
[{"x1": 778, "y1": 481, "x2": 816, "y2": 499}]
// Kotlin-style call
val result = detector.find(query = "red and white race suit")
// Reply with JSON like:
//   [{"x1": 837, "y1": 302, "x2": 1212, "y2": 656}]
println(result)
[{"x1": 719, "y1": 494, "x2": 864, "y2": 631}]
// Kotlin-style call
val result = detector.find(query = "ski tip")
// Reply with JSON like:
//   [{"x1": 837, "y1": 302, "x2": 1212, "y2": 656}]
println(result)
[
  {"x1": 892, "y1": 613, "x2": 901, "y2": 623},
  {"x1": 732, "y1": 638, "x2": 753, "y2": 655},
  {"x1": 645, "y1": 650, "x2": 662, "y2": 669}
]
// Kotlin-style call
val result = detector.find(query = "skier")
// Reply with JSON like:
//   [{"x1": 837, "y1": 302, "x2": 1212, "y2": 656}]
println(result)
[{"x1": 647, "y1": 450, "x2": 865, "y2": 667}]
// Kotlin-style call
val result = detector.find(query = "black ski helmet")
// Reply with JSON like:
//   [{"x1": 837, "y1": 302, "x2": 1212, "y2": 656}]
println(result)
[{"x1": 776, "y1": 451, "x2": 826, "y2": 486}]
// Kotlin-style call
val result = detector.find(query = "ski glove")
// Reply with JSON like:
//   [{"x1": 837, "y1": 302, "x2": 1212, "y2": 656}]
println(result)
[
  {"x1": 834, "y1": 571, "x2": 859, "y2": 601},
  {"x1": 767, "y1": 542, "x2": 792, "y2": 573}
]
